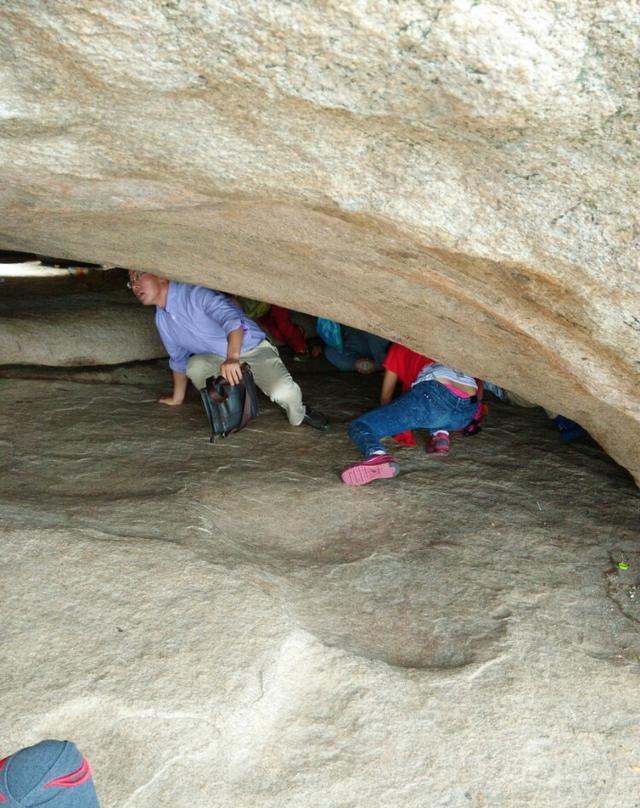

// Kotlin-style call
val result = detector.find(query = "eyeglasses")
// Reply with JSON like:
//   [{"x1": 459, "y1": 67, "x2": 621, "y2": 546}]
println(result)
[{"x1": 126, "y1": 271, "x2": 146, "y2": 289}]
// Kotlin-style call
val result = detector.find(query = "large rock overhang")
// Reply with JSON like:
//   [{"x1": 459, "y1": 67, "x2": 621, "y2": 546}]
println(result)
[{"x1": 0, "y1": 2, "x2": 638, "y2": 481}]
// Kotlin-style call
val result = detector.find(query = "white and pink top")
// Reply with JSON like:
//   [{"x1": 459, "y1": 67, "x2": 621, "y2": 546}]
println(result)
[{"x1": 412, "y1": 362, "x2": 478, "y2": 397}]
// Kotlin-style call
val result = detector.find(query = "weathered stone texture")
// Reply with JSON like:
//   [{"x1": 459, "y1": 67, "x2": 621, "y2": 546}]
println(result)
[
  {"x1": 1, "y1": 369, "x2": 639, "y2": 806},
  {"x1": 0, "y1": 1, "x2": 638, "y2": 478},
  {"x1": 0, "y1": 291, "x2": 166, "y2": 366}
]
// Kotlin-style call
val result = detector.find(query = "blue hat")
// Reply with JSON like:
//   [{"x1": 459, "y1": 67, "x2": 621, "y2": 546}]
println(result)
[{"x1": 0, "y1": 740, "x2": 100, "y2": 807}]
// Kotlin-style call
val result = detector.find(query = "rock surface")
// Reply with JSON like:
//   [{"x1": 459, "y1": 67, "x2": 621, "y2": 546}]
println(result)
[
  {"x1": 1, "y1": 363, "x2": 639, "y2": 806},
  {"x1": 0, "y1": 1, "x2": 638, "y2": 479},
  {"x1": 0, "y1": 275, "x2": 166, "y2": 366}
]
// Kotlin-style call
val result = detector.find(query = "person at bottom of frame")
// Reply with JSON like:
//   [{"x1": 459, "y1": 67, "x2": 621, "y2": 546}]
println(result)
[{"x1": 0, "y1": 739, "x2": 101, "y2": 806}]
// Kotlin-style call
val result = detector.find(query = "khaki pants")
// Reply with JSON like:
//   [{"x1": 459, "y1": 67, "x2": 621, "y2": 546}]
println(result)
[{"x1": 186, "y1": 339, "x2": 306, "y2": 426}]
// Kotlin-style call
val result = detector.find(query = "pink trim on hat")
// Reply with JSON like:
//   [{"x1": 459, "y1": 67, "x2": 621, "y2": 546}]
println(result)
[{"x1": 44, "y1": 755, "x2": 92, "y2": 788}]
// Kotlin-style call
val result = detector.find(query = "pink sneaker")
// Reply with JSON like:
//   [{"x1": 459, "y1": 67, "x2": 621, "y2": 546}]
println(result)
[
  {"x1": 341, "y1": 454, "x2": 400, "y2": 486},
  {"x1": 426, "y1": 432, "x2": 450, "y2": 455}
]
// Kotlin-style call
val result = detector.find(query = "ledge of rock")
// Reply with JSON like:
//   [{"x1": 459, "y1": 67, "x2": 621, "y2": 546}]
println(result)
[
  {"x1": 0, "y1": 2, "x2": 638, "y2": 480},
  {"x1": 0, "y1": 274, "x2": 166, "y2": 366}
]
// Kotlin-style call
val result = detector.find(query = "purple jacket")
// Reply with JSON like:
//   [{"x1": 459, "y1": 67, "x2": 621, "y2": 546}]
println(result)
[{"x1": 155, "y1": 282, "x2": 266, "y2": 373}]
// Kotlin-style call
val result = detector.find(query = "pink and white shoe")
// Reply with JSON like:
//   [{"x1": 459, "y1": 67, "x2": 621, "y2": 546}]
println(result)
[
  {"x1": 341, "y1": 454, "x2": 400, "y2": 486},
  {"x1": 426, "y1": 432, "x2": 450, "y2": 455}
]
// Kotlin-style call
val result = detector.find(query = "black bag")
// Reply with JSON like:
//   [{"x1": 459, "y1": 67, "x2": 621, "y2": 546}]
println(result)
[{"x1": 200, "y1": 362, "x2": 259, "y2": 442}]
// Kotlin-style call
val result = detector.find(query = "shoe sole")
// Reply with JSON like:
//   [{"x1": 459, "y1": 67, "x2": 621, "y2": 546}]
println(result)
[
  {"x1": 303, "y1": 420, "x2": 329, "y2": 431},
  {"x1": 341, "y1": 461, "x2": 400, "y2": 486},
  {"x1": 426, "y1": 439, "x2": 450, "y2": 455},
  {"x1": 302, "y1": 413, "x2": 330, "y2": 430}
]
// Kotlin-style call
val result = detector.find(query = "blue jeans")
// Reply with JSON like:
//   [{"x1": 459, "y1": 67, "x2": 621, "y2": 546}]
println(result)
[
  {"x1": 348, "y1": 381, "x2": 477, "y2": 456},
  {"x1": 325, "y1": 326, "x2": 390, "y2": 371}
]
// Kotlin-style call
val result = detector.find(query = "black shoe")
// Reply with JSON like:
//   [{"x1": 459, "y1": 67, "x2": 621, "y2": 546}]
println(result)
[{"x1": 302, "y1": 407, "x2": 329, "y2": 431}]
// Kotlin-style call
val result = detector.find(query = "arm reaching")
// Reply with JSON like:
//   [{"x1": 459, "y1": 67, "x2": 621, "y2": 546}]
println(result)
[
  {"x1": 380, "y1": 369, "x2": 398, "y2": 405},
  {"x1": 219, "y1": 327, "x2": 245, "y2": 385},
  {"x1": 160, "y1": 370, "x2": 189, "y2": 405}
]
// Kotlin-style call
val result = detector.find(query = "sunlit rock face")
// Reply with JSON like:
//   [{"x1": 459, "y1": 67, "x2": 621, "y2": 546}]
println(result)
[{"x1": 0, "y1": 1, "x2": 638, "y2": 479}]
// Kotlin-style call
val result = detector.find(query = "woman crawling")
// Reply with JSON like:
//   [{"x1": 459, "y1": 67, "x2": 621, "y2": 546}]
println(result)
[{"x1": 341, "y1": 358, "x2": 479, "y2": 486}]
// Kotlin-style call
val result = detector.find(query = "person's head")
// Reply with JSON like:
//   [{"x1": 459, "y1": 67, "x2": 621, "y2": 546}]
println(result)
[
  {"x1": 0, "y1": 740, "x2": 100, "y2": 807},
  {"x1": 127, "y1": 270, "x2": 168, "y2": 306}
]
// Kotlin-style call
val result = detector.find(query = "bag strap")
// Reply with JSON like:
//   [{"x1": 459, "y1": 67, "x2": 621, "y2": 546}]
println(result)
[{"x1": 207, "y1": 380, "x2": 228, "y2": 404}]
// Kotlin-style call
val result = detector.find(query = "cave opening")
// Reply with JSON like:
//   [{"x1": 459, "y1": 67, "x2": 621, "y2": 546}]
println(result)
[{"x1": 0, "y1": 249, "x2": 631, "y2": 482}]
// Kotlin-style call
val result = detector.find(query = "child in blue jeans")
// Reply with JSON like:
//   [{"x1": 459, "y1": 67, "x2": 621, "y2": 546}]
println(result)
[{"x1": 341, "y1": 362, "x2": 478, "y2": 486}]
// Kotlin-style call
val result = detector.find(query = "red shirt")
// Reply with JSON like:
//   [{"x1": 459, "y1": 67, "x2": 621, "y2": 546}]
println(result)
[
  {"x1": 382, "y1": 344, "x2": 433, "y2": 445},
  {"x1": 383, "y1": 343, "x2": 433, "y2": 391}
]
